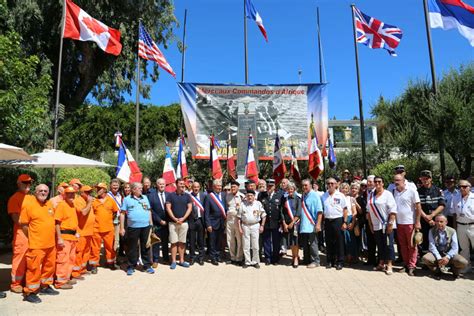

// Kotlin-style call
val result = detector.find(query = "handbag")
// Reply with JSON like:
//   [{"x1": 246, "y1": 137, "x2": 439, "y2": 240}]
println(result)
[{"x1": 146, "y1": 229, "x2": 161, "y2": 248}]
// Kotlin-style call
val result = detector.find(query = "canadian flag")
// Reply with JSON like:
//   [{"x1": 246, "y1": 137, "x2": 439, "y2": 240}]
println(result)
[
  {"x1": 245, "y1": 134, "x2": 259, "y2": 184},
  {"x1": 116, "y1": 137, "x2": 142, "y2": 183},
  {"x1": 162, "y1": 145, "x2": 177, "y2": 192},
  {"x1": 63, "y1": 0, "x2": 122, "y2": 56}
]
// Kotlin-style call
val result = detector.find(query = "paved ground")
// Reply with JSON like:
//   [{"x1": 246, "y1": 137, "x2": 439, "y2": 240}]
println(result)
[{"x1": 0, "y1": 251, "x2": 473, "y2": 316}]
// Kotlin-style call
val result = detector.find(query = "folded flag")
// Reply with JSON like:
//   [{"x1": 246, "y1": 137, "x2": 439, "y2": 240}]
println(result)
[
  {"x1": 272, "y1": 133, "x2": 286, "y2": 186},
  {"x1": 245, "y1": 0, "x2": 268, "y2": 42},
  {"x1": 63, "y1": 0, "x2": 122, "y2": 56},
  {"x1": 116, "y1": 137, "x2": 142, "y2": 183},
  {"x1": 139, "y1": 23, "x2": 176, "y2": 77},
  {"x1": 428, "y1": 0, "x2": 474, "y2": 46},
  {"x1": 353, "y1": 6, "x2": 403, "y2": 56},
  {"x1": 245, "y1": 134, "x2": 259, "y2": 184}
]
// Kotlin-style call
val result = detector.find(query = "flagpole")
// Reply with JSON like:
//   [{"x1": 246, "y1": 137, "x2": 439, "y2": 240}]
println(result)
[
  {"x1": 422, "y1": 0, "x2": 445, "y2": 179},
  {"x1": 181, "y1": 9, "x2": 188, "y2": 83},
  {"x1": 317, "y1": 7, "x2": 328, "y2": 190},
  {"x1": 244, "y1": 0, "x2": 249, "y2": 84},
  {"x1": 53, "y1": 0, "x2": 67, "y2": 150},
  {"x1": 350, "y1": 4, "x2": 367, "y2": 179},
  {"x1": 135, "y1": 20, "x2": 141, "y2": 163}
]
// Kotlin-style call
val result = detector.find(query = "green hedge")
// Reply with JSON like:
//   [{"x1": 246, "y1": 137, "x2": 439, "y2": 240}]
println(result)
[
  {"x1": 371, "y1": 158, "x2": 433, "y2": 185},
  {"x1": 57, "y1": 168, "x2": 111, "y2": 187}
]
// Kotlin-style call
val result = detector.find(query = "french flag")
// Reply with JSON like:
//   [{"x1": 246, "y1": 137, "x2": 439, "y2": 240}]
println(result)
[
  {"x1": 245, "y1": 134, "x2": 259, "y2": 184},
  {"x1": 176, "y1": 134, "x2": 188, "y2": 181},
  {"x1": 116, "y1": 137, "x2": 142, "y2": 183},
  {"x1": 162, "y1": 145, "x2": 177, "y2": 192},
  {"x1": 428, "y1": 0, "x2": 474, "y2": 46},
  {"x1": 210, "y1": 135, "x2": 223, "y2": 180},
  {"x1": 272, "y1": 133, "x2": 286, "y2": 186},
  {"x1": 245, "y1": 0, "x2": 268, "y2": 42}
]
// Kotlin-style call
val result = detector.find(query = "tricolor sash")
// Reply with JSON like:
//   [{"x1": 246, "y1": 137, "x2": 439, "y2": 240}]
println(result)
[
  {"x1": 108, "y1": 191, "x2": 122, "y2": 208},
  {"x1": 190, "y1": 193, "x2": 204, "y2": 215},
  {"x1": 210, "y1": 192, "x2": 226, "y2": 219},
  {"x1": 285, "y1": 199, "x2": 295, "y2": 221},
  {"x1": 301, "y1": 199, "x2": 316, "y2": 226},
  {"x1": 368, "y1": 191, "x2": 386, "y2": 225}
]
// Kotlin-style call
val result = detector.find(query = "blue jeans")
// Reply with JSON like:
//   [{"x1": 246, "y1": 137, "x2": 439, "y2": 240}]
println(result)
[{"x1": 374, "y1": 229, "x2": 395, "y2": 262}]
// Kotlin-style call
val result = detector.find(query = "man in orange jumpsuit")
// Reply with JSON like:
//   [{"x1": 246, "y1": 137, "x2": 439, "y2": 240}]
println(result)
[
  {"x1": 50, "y1": 182, "x2": 69, "y2": 209},
  {"x1": 20, "y1": 184, "x2": 59, "y2": 304},
  {"x1": 7, "y1": 174, "x2": 32, "y2": 293},
  {"x1": 71, "y1": 181, "x2": 94, "y2": 279},
  {"x1": 54, "y1": 186, "x2": 79, "y2": 289},
  {"x1": 90, "y1": 183, "x2": 120, "y2": 272}
]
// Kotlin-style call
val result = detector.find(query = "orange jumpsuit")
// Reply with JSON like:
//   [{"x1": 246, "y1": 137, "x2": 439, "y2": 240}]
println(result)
[
  {"x1": 19, "y1": 198, "x2": 56, "y2": 294},
  {"x1": 90, "y1": 196, "x2": 119, "y2": 266},
  {"x1": 72, "y1": 196, "x2": 95, "y2": 278},
  {"x1": 54, "y1": 201, "x2": 79, "y2": 287},
  {"x1": 7, "y1": 191, "x2": 30, "y2": 291}
]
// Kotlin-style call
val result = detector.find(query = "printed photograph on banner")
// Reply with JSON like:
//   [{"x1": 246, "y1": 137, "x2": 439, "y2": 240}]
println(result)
[{"x1": 177, "y1": 83, "x2": 327, "y2": 160}]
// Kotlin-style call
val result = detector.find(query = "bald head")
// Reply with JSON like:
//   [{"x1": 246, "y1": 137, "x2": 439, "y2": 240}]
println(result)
[{"x1": 35, "y1": 184, "x2": 49, "y2": 203}]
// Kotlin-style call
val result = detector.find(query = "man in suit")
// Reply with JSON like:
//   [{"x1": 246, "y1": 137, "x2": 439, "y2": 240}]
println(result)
[
  {"x1": 188, "y1": 181, "x2": 206, "y2": 265},
  {"x1": 204, "y1": 179, "x2": 227, "y2": 265},
  {"x1": 147, "y1": 178, "x2": 170, "y2": 267}
]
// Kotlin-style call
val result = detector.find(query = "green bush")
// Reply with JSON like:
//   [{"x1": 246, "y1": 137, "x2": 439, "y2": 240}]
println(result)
[
  {"x1": 371, "y1": 158, "x2": 433, "y2": 186},
  {"x1": 57, "y1": 168, "x2": 111, "y2": 187}
]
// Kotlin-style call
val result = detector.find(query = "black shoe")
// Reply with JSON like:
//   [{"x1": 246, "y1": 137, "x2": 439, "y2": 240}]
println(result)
[
  {"x1": 198, "y1": 259, "x2": 204, "y2": 266},
  {"x1": 39, "y1": 285, "x2": 59, "y2": 296},
  {"x1": 91, "y1": 267, "x2": 98, "y2": 274},
  {"x1": 211, "y1": 260, "x2": 219, "y2": 266},
  {"x1": 24, "y1": 293, "x2": 42, "y2": 304},
  {"x1": 226, "y1": 260, "x2": 233, "y2": 264},
  {"x1": 0, "y1": 292, "x2": 6, "y2": 299},
  {"x1": 326, "y1": 263, "x2": 333, "y2": 269},
  {"x1": 265, "y1": 261, "x2": 271, "y2": 266},
  {"x1": 336, "y1": 264, "x2": 343, "y2": 270},
  {"x1": 243, "y1": 264, "x2": 248, "y2": 269},
  {"x1": 217, "y1": 258, "x2": 224, "y2": 263},
  {"x1": 108, "y1": 263, "x2": 119, "y2": 271},
  {"x1": 189, "y1": 259, "x2": 195, "y2": 266},
  {"x1": 254, "y1": 263, "x2": 260, "y2": 269}
]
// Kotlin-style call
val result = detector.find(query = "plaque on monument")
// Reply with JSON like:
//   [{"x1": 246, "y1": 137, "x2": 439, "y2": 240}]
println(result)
[{"x1": 236, "y1": 98, "x2": 258, "y2": 174}]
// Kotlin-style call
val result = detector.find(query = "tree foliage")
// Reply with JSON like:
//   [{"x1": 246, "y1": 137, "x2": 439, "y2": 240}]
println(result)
[
  {"x1": 57, "y1": 167, "x2": 111, "y2": 188},
  {"x1": 59, "y1": 103, "x2": 181, "y2": 158},
  {"x1": 1, "y1": 0, "x2": 178, "y2": 111},
  {"x1": 0, "y1": 31, "x2": 53, "y2": 151},
  {"x1": 372, "y1": 63, "x2": 474, "y2": 178}
]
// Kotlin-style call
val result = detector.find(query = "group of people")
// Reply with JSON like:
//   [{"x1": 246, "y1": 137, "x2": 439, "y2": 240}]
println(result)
[{"x1": 2, "y1": 164, "x2": 473, "y2": 303}]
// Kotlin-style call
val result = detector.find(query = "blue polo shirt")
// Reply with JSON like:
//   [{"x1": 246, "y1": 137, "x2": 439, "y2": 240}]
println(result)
[
  {"x1": 121, "y1": 195, "x2": 151, "y2": 228},
  {"x1": 300, "y1": 190, "x2": 323, "y2": 233}
]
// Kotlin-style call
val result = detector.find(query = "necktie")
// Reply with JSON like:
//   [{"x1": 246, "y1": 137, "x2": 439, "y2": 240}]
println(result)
[{"x1": 160, "y1": 193, "x2": 165, "y2": 210}]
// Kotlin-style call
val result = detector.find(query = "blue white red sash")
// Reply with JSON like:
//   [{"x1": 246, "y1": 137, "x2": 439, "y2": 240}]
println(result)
[
  {"x1": 108, "y1": 191, "x2": 122, "y2": 208},
  {"x1": 285, "y1": 199, "x2": 295, "y2": 221},
  {"x1": 190, "y1": 193, "x2": 204, "y2": 215},
  {"x1": 301, "y1": 199, "x2": 315, "y2": 226},
  {"x1": 210, "y1": 192, "x2": 226, "y2": 219},
  {"x1": 368, "y1": 191, "x2": 386, "y2": 224}
]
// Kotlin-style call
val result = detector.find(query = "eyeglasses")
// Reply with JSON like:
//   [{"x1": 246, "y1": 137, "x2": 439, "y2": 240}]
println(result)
[
  {"x1": 460, "y1": 185, "x2": 470, "y2": 189},
  {"x1": 374, "y1": 180, "x2": 383, "y2": 183},
  {"x1": 326, "y1": 182, "x2": 336, "y2": 185},
  {"x1": 38, "y1": 190, "x2": 48, "y2": 192}
]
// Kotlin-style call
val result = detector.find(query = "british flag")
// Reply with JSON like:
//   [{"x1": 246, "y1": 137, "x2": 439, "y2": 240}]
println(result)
[
  {"x1": 138, "y1": 23, "x2": 176, "y2": 77},
  {"x1": 353, "y1": 6, "x2": 403, "y2": 56}
]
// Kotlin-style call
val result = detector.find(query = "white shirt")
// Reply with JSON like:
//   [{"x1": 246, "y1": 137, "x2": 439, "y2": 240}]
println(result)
[
  {"x1": 443, "y1": 188, "x2": 459, "y2": 217},
  {"x1": 226, "y1": 192, "x2": 245, "y2": 222},
  {"x1": 237, "y1": 200, "x2": 266, "y2": 225},
  {"x1": 451, "y1": 192, "x2": 474, "y2": 223},
  {"x1": 387, "y1": 180, "x2": 417, "y2": 194},
  {"x1": 322, "y1": 191, "x2": 347, "y2": 219},
  {"x1": 368, "y1": 190, "x2": 397, "y2": 231},
  {"x1": 393, "y1": 188, "x2": 420, "y2": 225}
]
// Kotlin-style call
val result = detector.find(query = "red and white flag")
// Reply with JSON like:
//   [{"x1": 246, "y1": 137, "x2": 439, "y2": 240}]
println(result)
[
  {"x1": 289, "y1": 144, "x2": 301, "y2": 183},
  {"x1": 176, "y1": 134, "x2": 188, "y2": 181},
  {"x1": 210, "y1": 135, "x2": 223, "y2": 180},
  {"x1": 162, "y1": 145, "x2": 177, "y2": 192},
  {"x1": 116, "y1": 137, "x2": 142, "y2": 183},
  {"x1": 308, "y1": 119, "x2": 324, "y2": 180},
  {"x1": 245, "y1": 134, "x2": 259, "y2": 183},
  {"x1": 63, "y1": 0, "x2": 122, "y2": 56},
  {"x1": 272, "y1": 133, "x2": 286, "y2": 186}
]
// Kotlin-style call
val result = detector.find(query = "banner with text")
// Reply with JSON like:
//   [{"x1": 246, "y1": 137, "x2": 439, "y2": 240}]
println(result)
[{"x1": 177, "y1": 83, "x2": 328, "y2": 160}]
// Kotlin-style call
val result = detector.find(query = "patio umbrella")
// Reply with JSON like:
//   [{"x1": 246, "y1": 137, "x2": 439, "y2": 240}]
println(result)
[
  {"x1": 9, "y1": 149, "x2": 111, "y2": 168},
  {"x1": 0, "y1": 143, "x2": 35, "y2": 161}
]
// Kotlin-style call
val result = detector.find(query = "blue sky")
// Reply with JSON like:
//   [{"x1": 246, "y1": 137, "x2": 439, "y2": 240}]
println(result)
[{"x1": 130, "y1": 0, "x2": 474, "y2": 119}]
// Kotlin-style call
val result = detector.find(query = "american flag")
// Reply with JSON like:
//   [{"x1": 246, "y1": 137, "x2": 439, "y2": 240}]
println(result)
[
  {"x1": 353, "y1": 6, "x2": 403, "y2": 56},
  {"x1": 138, "y1": 23, "x2": 176, "y2": 77}
]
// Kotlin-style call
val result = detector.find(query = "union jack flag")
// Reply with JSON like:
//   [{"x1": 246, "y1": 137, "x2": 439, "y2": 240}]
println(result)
[
  {"x1": 138, "y1": 23, "x2": 176, "y2": 77},
  {"x1": 353, "y1": 6, "x2": 403, "y2": 56}
]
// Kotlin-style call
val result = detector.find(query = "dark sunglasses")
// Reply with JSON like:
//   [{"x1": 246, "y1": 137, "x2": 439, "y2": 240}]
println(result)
[{"x1": 460, "y1": 185, "x2": 470, "y2": 188}]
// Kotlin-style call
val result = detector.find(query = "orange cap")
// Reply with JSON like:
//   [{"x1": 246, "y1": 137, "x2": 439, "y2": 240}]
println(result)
[
  {"x1": 17, "y1": 174, "x2": 32, "y2": 183},
  {"x1": 69, "y1": 178, "x2": 83, "y2": 186},
  {"x1": 58, "y1": 182, "x2": 69, "y2": 188},
  {"x1": 95, "y1": 182, "x2": 108, "y2": 190},
  {"x1": 81, "y1": 185, "x2": 93, "y2": 192},
  {"x1": 64, "y1": 186, "x2": 77, "y2": 193}
]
